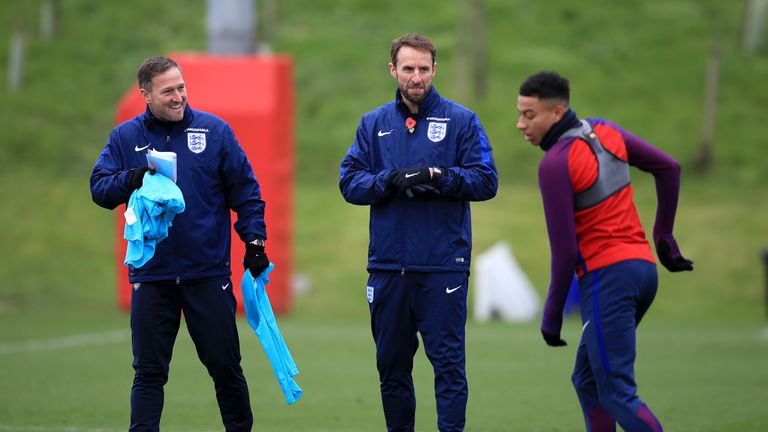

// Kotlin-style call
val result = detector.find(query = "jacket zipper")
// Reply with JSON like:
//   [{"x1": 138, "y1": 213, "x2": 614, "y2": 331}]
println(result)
[
  {"x1": 167, "y1": 133, "x2": 180, "y2": 284},
  {"x1": 400, "y1": 119, "x2": 415, "y2": 278}
]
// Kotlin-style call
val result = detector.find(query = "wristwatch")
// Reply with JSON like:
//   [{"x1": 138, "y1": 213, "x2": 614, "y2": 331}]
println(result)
[{"x1": 249, "y1": 238, "x2": 265, "y2": 247}]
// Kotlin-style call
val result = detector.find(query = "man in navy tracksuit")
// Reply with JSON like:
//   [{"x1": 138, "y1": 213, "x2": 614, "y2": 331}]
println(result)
[
  {"x1": 90, "y1": 56, "x2": 270, "y2": 431},
  {"x1": 339, "y1": 34, "x2": 498, "y2": 431}
]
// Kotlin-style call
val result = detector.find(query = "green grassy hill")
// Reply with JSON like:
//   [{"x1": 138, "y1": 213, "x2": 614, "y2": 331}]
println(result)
[{"x1": 1, "y1": 0, "x2": 766, "y2": 322}]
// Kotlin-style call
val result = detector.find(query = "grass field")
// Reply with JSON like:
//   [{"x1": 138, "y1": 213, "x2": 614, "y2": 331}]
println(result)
[
  {"x1": 2, "y1": 0, "x2": 768, "y2": 430},
  {"x1": 1, "y1": 307, "x2": 767, "y2": 431},
  {"x1": 1, "y1": 178, "x2": 767, "y2": 431}
]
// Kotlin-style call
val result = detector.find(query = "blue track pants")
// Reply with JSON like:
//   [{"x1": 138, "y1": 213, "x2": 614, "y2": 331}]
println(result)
[
  {"x1": 367, "y1": 271, "x2": 468, "y2": 432},
  {"x1": 129, "y1": 277, "x2": 252, "y2": 431},
  {"x1": 573, "y1": 260, "x2": 663, "y2": 432}
]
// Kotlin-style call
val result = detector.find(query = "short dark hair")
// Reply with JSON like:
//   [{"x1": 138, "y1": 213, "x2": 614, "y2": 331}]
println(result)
[
  {"x1": 137, "y1": 56, "x2": 181, "y2": 91},
  {"x1": 390, "y1": 33, "x2": 436, "y2": 67},
  {"x1": 519, "y1": 71, "x2": 570, "y2": 104}
]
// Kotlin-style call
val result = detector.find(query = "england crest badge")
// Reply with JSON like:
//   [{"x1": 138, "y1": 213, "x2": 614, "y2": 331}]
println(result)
[
  {"x1": 367, "y1": 286, "x2": 374, "y2": 303},
  {"x1": 187, "y1": 132, "x2": 207, "y2": 153},
  {"x1": 427, "y1": 122, "x2": 447, "y2": 142}
]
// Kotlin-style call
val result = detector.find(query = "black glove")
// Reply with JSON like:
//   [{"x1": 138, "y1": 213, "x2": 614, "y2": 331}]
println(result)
[
  {"x1": 390, "y1": 167, "x2": 432, "y2": 192},
  {"x1": 542, "y1": 330, "x2": 567, "y2": 347},
  {"x1": 127, "y1": 166, "x2": 152, "y2": 190},
  {"x1": 656, "y1": 237, "x2": 693, "y2": 272},
  {"x1": 243, "y1": 243, "x2": 270, "y2": 277},
  {"x1": 404, "y1": 183, "x2": 441, "y2": 199},
  {"x1": 390, "y1": 167, "x2": 444, "y2": 193}
]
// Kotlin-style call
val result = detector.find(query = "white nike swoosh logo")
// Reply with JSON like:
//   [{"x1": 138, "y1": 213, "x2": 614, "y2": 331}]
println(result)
[
  {"x1": 405, "y1": 172, "x2": 420, "y2": 178},
  {"x1": 378, "y1": 130, "x2": 393, "y2": 137},
  {"x1": 135, "y1": 144, "x2": 150, "y2": 152},
  {"x1": 222, "y1": 283, "x2": 230, "y2": 290},
  {"x1": 582, "y1": 320, "x2": 590, "y2": 331},
  {"x1": 446, "y1": 285, "x2": 462, "y2": 294}
]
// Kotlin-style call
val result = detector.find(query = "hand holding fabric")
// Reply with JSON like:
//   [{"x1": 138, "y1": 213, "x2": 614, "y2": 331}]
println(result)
[
  {"x1": 127, "y1": 166, "x2": 153, "y2": 190},
  {"x1": 655, "y1": 237, "x2": 693, "y2": 272},
  {"x1": 244, "y1": 243, "x2": 270, "y2": 277}
]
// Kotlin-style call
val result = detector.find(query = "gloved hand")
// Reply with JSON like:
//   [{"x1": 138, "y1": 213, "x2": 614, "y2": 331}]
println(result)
[
  {"x1": 655, "y1": 237, "x2": 693, "y2": 272},
  {"x1": 127, "y1": 166, "x2": 152, "y2": 190},
  {"x1": 404, "y1": 183, "x2": 441, "y2": 199},
  {"x1": 243, "y1": 243, "x2": 270, "y2": 277},
  {"x1": 389, "y1": 167, "x2": 431, "y2": 192},
  {"x1": 389, "y1": 167, "x2": 442, "y2": 193},
  {"x1": 542, "y1": 330, "x2": 567, "y2": 347}
]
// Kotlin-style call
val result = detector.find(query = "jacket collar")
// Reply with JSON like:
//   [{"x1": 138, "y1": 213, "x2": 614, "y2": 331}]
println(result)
[
  {"x1": 539, "y1": 108, "x2": 580, "y2": 152},
  {"x1": 394, "y1": 86, "x2": 441, "y2": 119},
  {"x1": 142, "y1": 104, "x2": 195, "y2": 133}
]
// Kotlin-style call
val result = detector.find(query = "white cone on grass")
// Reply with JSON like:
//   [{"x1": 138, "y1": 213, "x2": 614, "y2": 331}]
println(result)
[{"x1": 473, "y1": 242, "x2": 540, "y2": 322}]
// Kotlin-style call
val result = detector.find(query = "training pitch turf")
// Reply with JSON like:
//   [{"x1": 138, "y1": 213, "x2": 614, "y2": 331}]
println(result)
[{"x1": 0, "y1": 306, "x2": 766, "y2": 431}]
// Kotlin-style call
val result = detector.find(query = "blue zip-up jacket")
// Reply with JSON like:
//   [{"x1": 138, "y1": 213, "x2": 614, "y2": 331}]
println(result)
[
  {"x1": 339, "y1": 88, "x2": 497, "y2": 272},
  {"x1": 91, "y1": 104, "x2": 266, "y2": 283}
]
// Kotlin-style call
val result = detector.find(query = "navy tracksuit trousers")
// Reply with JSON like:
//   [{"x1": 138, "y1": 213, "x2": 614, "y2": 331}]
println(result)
[
  {"x1": 573, "y1": 260, "x2": 663, "y2": 432},
  {"x1": 129, "y1": 277, "x2": 252, "y2": 432},
  {"x1": 367, "y1": 271, "x2": 468, "y2": 432}
]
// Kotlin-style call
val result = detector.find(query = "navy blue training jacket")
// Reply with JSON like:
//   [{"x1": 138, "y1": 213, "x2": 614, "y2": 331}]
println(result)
[
  {"x1": 90, "y1": 105, "x2": 266, "y2": 283},
  {"x1": 339, "y1": 88, "x2": 497, "y2": 273}
]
